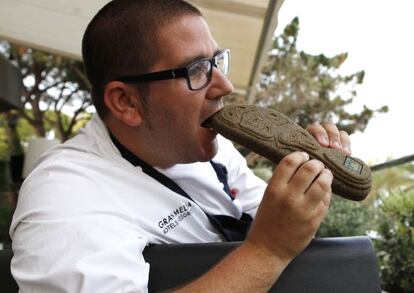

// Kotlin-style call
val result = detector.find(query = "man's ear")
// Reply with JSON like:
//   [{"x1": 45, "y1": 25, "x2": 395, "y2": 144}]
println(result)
[{"x1": 103, "y1": 81, "x2": 143, "y2": 127}]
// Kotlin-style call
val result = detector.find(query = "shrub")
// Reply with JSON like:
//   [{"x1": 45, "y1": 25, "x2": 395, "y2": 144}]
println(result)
[
  {"x1": 374, "y1": 189, "x2": 414, "y2": 292},
  {"x1": 316, "y1": 195, "x2": 373, "y2": 237}
]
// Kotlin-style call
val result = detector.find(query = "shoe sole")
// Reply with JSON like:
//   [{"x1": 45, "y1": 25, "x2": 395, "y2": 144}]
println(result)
[{"x1": 204, "y1": 105, "x2": 372, "y2": 201}]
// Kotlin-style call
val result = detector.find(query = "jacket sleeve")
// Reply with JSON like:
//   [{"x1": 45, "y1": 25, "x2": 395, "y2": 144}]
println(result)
[{"x1": 10, "y1": 158, "x2": 151, "y2": 293}]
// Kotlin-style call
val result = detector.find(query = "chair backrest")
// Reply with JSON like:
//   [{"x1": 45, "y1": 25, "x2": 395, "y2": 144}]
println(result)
[
  {"x1": 0, "y1": 236, "x2": 381, "y2": 292},
  {"x1": 0, "y1": 247, "x2": 19, "y2": 292},
  {"x1": 143, "y1": 236, "x2": 382, "y2": 293}
]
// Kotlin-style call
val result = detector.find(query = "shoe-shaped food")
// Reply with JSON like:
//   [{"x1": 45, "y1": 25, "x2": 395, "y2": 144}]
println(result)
[{"x1": 204, "y1": 105, "x2": 372, "y2": 201}]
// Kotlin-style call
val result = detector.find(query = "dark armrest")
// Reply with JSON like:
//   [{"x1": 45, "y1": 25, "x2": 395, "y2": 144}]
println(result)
[{"x1": 143, "y1": 236, "x2": 381, "y2": 293}]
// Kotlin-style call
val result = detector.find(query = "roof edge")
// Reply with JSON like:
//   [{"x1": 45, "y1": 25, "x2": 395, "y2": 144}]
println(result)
[{"x1": 246, "y1": 0, "x2": 284, "y2": 104}]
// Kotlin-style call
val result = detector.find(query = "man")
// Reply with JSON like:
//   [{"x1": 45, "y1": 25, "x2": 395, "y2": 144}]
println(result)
[{"x1": 10, "y1": 0, "x2": 351, "y2": 292}]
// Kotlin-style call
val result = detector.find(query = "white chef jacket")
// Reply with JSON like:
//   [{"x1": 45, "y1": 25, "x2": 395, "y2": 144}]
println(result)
[{"x1": 10, "y1": 114, "x2": 266, "y2": 292}]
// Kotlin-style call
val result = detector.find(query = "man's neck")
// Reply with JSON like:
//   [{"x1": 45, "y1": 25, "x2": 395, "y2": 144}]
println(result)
[{"x1": 105, "y1": 120, "x2": 175, "y2": 169}]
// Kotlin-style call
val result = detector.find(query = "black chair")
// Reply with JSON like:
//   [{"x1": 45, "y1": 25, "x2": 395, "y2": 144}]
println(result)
[
  {"x1": 0, "y1": 246, "x2": 19, "y2": 292},
  {"x1": 1, "y1": 236, "x2": 381, "y2": 292}
]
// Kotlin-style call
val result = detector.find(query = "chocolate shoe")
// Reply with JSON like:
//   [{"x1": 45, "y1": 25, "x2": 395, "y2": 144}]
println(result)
[{"x1": 204, "y1": 105, "x2": 372, "y2": 201}]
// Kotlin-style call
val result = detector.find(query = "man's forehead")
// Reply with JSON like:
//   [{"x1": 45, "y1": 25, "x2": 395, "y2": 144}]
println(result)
[{"x1": 154, "y1": 16, "x2": 219, "y2": 69}]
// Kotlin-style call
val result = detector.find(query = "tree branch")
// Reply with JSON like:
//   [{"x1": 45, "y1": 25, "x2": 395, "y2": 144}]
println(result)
[{"x1": 63, "y1": 99, "x2": 92, "y2": 141}]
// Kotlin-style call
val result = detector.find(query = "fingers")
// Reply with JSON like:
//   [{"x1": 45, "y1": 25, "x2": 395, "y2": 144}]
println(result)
[
  {"x1": 304, "y1": 168, "x2": 333, "y2": 208},
  {"x1": 339, "y1": 130, "x2": 351, "y2": 155},
  {"x1": 321, "y1": 122, "x2": 341, "y2": 149},
  {"x1": 321, "y1": 189, "x2": 332, "y2": 209},
  {"x1": 306, "y1": 122, "x2": 329, "y2": 147},
  {"x1": 251, "y1": 153, "x2": 333, "y2": 261},
  {"x1": 271, "y1": 152, "x2": 333, "y2": 209},
  {"x1": 271, "y1": 152, "x2": 310, "y2": 185},
  {"x1": 288, "y1": 159, "x2": 333, "y2": 208},
  {"x1": 306, "y1": 122, "x2": 351, "y2": 154},
  {"x1": 288, "y1": 159, "x2": 325, "y2": 194},
  {"x1": 309, "y1": 190, "x2": 332, "y2": 233}
]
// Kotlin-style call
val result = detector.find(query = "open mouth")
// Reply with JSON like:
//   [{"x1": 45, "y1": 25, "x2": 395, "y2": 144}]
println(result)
[
  {"x1": 201, "y1": 105, "x2": 223, "y2": 129},
  {"x1": 201, "y1": 116, "x2": 213, "y2": 128},
  {"x1": 201, "y1": 117, "x2": 217, "y2": 136}
]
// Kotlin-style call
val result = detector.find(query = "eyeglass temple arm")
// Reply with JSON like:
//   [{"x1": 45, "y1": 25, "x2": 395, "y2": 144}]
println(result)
[{"x1": 117, "y1": 68, "x2": 188, "y2": 83}]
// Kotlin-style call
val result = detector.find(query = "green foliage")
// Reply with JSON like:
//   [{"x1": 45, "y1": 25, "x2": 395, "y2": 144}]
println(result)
[
  {"x1": 255, "y1": 17, "x2": 388, "y2": 133},
  {"x1": 0, "y1": 125, "x2": 9, "y2": 161},
  {"x1": 252, "y1": 166, "x2": 273, "y2": 182},
  {"x1": 316, "y1": 196, "x2": 373, "y2": 237},
  {"x1": 370, "y1": 163, "x2": 414, "y2": 202},
  {"x1": 0, "y1": 111, "x2": 49, "y2": 155},
  {"x1": 374, "y1": 189, "x2": 414, "y2": 292}
]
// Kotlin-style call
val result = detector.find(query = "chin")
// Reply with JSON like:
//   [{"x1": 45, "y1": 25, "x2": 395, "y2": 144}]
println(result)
[
  {"x1": 198, "y1": 152, "x2": 217, "y2": 163},
  {"x1": 198, "y1": 140, "x2": 218, "y2": 162}
]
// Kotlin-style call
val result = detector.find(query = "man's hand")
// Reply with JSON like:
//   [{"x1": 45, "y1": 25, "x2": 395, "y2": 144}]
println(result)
[
  {"x1": 243, "y1": 122, "x2": 349, "y2": 263},
  {"x1": 175, "y1": 151, "x2": 333, "y2": 292},
  {"x1": 246, "y1": 151, "x2": 332, "y2": 263},
  {"x1": 176, "y1": 123, "x2": 347, "y2": 293},
  {"x1": 306, "y1": 122, "x2": 351, "y2": 155}
]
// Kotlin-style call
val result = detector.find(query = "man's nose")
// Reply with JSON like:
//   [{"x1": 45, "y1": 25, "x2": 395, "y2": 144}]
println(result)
[{"x1": 207, "y1": 67, "x2": 234, "y2": 98}]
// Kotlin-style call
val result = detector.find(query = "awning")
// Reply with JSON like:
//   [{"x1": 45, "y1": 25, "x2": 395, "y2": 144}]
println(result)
[{"x1": 0, "y1": 0, "x2": 284, "y2": 101}]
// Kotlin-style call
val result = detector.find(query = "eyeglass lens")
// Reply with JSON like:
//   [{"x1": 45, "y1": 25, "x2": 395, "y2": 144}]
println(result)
[
  {"x1": 187, "y1": 50, "x2": 229, "y2": 90},
  {"x1": 216, "y1": 51, "x2": 229, "y2": 75},
  {"x1": 188, "y1": 60, "x2": 212, "y2": 90}
]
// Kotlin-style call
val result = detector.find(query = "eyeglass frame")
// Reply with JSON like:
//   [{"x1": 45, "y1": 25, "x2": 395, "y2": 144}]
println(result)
[{"x1": 114, "y1": 49, "x2": 230, "y2": 91}]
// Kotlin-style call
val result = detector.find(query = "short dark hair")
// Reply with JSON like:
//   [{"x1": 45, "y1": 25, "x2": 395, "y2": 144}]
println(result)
[{"x1": 82, "y1": 0, "x2": 202, "y2": 119}]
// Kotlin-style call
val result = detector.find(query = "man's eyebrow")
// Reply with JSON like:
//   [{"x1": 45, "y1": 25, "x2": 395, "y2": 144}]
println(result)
[
  {"x1": 179, "y1": 48, "x2": 222, "y2": 68},
  {"x1": 214, "y1": 48, "x2": 222, "y2": 55}
]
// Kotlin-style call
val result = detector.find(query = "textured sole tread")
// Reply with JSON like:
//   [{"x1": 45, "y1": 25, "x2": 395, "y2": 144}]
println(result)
[{"x1": 205, "y1": 105, "x2": 372, "y2": 201}]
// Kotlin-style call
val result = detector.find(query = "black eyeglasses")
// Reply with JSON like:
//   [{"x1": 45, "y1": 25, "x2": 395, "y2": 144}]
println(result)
[{"x1": 115, "y1": 49, "x2": 230, "y2": 91}]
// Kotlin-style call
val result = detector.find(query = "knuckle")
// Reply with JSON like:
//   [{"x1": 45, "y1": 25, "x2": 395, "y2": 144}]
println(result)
[
  {"x1": 309, "y1": 211, "x2": 326, "y2": 231},
  {"x1": 310, "y1": 218, "x2": 322, "y2": 231},
  {"x1": 265, "y1": 184, "x2": 278, "y2": 196},
  {"x1": 281, "y1": 153, "x2": 301, "y2": 168},
  {"x1": 301, "y1": 160, "x2": 324, "y2": 174},
  {"x1": 326, "y1": 128, "x2": 339, "y2": 137},
  {"x1": 323, "y1": 122, "x2": 339, "y2": 134},
  {"x1": 339, "y1": 131, "x2": 350, "y2": 142},
  {"x1": 323, "y1": 193, "x2": 332, "y2": 207},
  {"x1": 324, "y1": 120, "x2": 336, "y2": 126},
  {"x1": 321, "y1": 121, "x2": 334, "y2": 129},
  {"x1": 285, "y1": 188, "x2": 299, "y2": 200},
  {"x1": 314, "y1": 176, "x2": 332, "y2": 191},
  {"x1": 306, "y1": 122, "x2": 319, "y2": 132}
]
